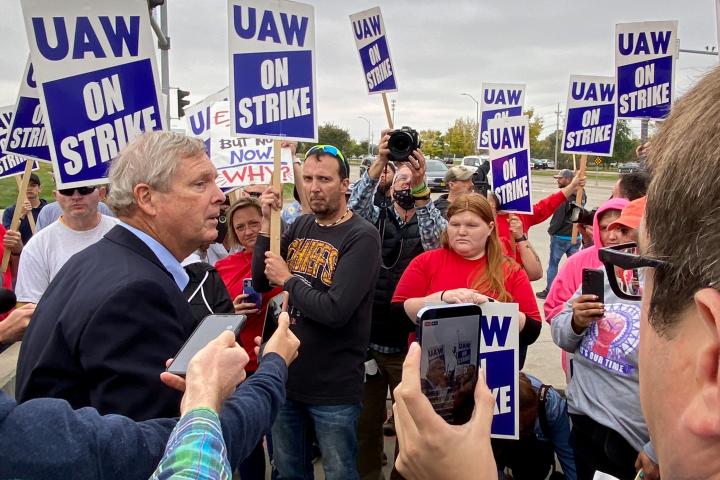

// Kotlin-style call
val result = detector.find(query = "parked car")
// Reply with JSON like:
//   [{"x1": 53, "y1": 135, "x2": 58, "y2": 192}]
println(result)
[
  {"x1": 618, "y1": 162, "x2": 641, "y2": 173},
  {"x1": 425, "y1": 159, "x2": 450, "y2": 192},
  {"x1": 460, "y1": 155, "x2": 489, "y2": 173},
  {"x1": 546, "y1": 160, "x2": 556, "y2": 169},
  {"x1": 443, "y1": 157, "x2": 456, "y2": 165},
  {"x1": 531, "y1": 159, "x2": 549, "y2": 170}
]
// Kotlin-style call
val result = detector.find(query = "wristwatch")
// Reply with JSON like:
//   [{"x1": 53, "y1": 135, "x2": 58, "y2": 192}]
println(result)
[{"x1": 515, "y1": 235, "x2": 528, "y2": 242}]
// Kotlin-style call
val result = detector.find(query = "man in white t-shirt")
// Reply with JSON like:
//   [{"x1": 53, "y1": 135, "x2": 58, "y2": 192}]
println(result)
[{"x1": 15, "y1": 185, "x2": 118, "y2": 304}]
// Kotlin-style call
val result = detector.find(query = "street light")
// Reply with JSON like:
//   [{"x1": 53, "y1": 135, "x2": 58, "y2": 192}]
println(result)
[
  {"x1": 357, "y1": 116, "x2": 371, "y2": 156},
  {"x1": 460, "y1": 93, "x2": 480, "y2": 152}
]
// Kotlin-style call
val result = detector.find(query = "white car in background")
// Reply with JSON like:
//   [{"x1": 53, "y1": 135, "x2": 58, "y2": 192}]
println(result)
[{"x1": 460, "y1": 155, "x2": 489, "y2": 174}]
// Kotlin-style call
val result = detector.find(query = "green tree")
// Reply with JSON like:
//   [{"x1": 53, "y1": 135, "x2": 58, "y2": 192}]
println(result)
[
  {"x1": 419, "y1": 129, "x2": 444, "y2": 158},
  {"x1": 611, "y1": 120, "x2": 640, "y2": 164},
  {"x1": 524, "y1": 108, "x2": 544, "y2": 157},
  {"x1": 298, "y1": 122, "x2": 354, "y2": 155},
  {"x1": 444, "y1": 117, "x2": 476, "y2": 157}
]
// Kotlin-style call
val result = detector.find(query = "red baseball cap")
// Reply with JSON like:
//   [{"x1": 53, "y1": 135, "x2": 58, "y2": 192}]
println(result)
[{"x1": 608, "y1": 196, "x2": 647, "y2": 230}]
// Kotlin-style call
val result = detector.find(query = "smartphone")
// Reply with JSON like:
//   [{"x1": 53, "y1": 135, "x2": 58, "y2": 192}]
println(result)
[
  {"x1": 261, "y1": 292, "x2": 287, "y2": 344},
  {"x1": 243, "y1": 278, "x2": 262, "y2": 309},
  {"x1": 582, "y1": 268, "x2": 605, "y2": 304},
  {"x1": 166, "y1": 314, "x2": 247, "y2": 376},
  {"x1": 416, "y1": 303, "x2": 482, "y2": 425}
]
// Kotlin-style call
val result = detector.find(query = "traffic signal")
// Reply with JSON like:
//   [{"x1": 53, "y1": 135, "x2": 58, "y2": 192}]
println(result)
[{"x1": 177, "y1": 89, "x2": 190, "y2": 118}]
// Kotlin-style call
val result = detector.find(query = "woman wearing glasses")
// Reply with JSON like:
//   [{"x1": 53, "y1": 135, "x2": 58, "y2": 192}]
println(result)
[{"x1": 549, "y1": 197, "x2": 658, "y2": 480}]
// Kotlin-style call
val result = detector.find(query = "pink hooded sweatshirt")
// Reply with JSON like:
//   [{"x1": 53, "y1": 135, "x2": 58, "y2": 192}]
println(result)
[
  {"x1": 543, "y1": 197, "x2": 630, "y2": 375},
  {"x1": 544, "y1": 197, "x2": 630, "y2": 323}
]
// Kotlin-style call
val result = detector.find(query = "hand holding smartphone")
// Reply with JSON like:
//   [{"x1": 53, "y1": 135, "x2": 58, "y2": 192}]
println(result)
[
  {"x1": 167, "y1": 314, "x2": 247, "y2": 376},
  {"x1": 243, "y1": 278, "x2": 262, "y2": 309}
]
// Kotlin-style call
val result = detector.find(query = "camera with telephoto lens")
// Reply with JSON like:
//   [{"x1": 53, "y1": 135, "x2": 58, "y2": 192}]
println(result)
[
  {"x1": 569, "y1": 202, "x2": 597, "y2": 226},
  {"x1": 387, "y1": 126, "x2": 422, "y2": 161}
]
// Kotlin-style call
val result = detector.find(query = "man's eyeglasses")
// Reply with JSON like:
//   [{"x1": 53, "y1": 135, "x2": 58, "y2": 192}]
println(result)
[
  {"x1": 57, "y1": 186, "x2": 97, "y2": 196},
  {"x1": 598, "y1": 242, "x2": 669, "y2": 301},
  {"x1": 305, "y1": 145, "x2": 349, "y2": 178}
]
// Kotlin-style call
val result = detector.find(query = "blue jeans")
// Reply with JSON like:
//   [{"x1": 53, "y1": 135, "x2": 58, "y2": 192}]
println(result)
[
  {"x1": 271, "y1": 399, "x2": 361, "y2": 480},
  {"x1": 545, "y1": 235, "x2": 581, "y2": 291}
]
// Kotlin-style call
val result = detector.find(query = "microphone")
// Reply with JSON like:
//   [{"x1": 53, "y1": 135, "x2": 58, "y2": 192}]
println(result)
[{"x1": 0, "y1": 288, "x2": 17, "y2": 314}]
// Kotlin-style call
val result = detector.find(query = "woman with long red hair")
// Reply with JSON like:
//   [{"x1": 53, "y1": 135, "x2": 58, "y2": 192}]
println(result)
[{"x1": 392, "y1": 193, "x2": 541, "y2": 367}]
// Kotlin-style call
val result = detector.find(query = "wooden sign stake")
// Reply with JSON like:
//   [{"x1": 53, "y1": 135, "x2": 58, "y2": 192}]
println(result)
[
  {"x1": 571, "y1": 155, "x2": 587, "y2": 245},
  {"x1": 382, "y1": 93, "x2": 394, "y2": 129},
  {"x1": 270, "y1": 140, "x2": 283, "y2": 255},
  {"x1": 2, "y1": 160, "x2": 34, "y2": 272}
]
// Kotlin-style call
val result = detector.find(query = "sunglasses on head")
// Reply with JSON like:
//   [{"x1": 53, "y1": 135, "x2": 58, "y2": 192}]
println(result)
[
  {"x1": 304, "y1": 145, "x2": 349, "y2": 178},
  {"x1": 58, "y1": 186, "x2": 97, "y2": 196}
]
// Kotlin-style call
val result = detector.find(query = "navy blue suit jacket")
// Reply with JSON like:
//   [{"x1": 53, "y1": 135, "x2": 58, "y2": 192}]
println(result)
[{"x1": 16, "y1": 225, "x2": 198, "y2": 421}]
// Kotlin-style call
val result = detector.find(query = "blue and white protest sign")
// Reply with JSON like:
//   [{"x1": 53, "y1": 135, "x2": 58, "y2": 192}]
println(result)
[
  {"x1": 0, "y1": 105, "x2": 39, "y2": 179},
  {"x1": 480, "y1": 302, "x2": 519, "y2": 439},
  {"x1": 185, "y1": 87, "x2": 229, "y2": 155},
  {"x1": 228, "y1": 0, "x2": 317, "y2": 142},
  {"x1": 615, "y1": 21, "x2": 677, "y2": 120},
  {"x1": 478, "y1": 83, "x2": 525, "y2": 149},
  {"x1": 488, "y1": 115, "x2": 533, "y2": 215},
  {"x1": 21, "y1": 0, "x2": 166, "y2": 188},
  {"x1": 210, "y1": 102, "x2": 294, "y2": 189},
  {"x1": 4, "y1": 58, "x2": 51, "y2": 163},
  {"x1": 562, "y1": 75, "x2": 617, "y2": 157},
  {"x1": 349, "y1": 7, "x2": 398, "y2": 95}
]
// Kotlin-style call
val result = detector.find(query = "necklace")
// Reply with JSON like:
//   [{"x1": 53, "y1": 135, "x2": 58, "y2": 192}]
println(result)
[{"x1": 315, "y1": 208, "x2": 351, "y2": 228}]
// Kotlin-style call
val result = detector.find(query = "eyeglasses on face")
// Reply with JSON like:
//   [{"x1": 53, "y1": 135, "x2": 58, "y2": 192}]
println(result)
[
  {"x1": 58, "y1": 186, "x2": 97, "y2": 196},
  {"x1": 598, "y1": 242, "x2": 669, "y2": 301}
]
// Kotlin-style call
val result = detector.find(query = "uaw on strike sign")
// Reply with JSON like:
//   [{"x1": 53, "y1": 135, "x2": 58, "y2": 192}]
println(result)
[
  {"x1": 228, "y1": 0, "x2": 317, "y2": 142},
  {"x1": 4, "y1": 57, "x2": 52, "y2": 164},
  {"x1": 349, "y1": 7, "x2": 398, "y2": 94},
  {"x1": 615, "y1": 21, "x2": 677, "y2": 120},
  {"x1": 562, "y1": 75, "x2": 617, "y2": 157},
  {"x1": 21, "y1": 0, "x2": 165, "y2": 189}
]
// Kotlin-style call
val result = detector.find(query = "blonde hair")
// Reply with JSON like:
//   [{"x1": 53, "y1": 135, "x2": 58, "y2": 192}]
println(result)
[
  {"x1": 225, "y1": 197, "x2": 262, "y2": 250},
  {"x1": 442, "y1": 193, "x2": 515, "y2": 302}
]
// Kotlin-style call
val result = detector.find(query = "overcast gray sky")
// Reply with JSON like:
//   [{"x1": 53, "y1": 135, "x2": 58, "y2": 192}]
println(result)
[{"x1": 1, "y1": 0, "x2": 717, "y2": 142}]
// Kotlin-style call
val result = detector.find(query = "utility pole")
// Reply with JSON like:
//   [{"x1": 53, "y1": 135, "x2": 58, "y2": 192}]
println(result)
[
  {"x1": 640, "y1": 119, "x2": 649, "y2": 144},
  {"x1": 554, "y1": 103, "x2": 561, "y2": 168},
  {"x1": 391, "y1": 99, "x2": 396, "y2": 125},
  {"x1": 149, "y1": 2, "x2": 170, "y2": 123}
]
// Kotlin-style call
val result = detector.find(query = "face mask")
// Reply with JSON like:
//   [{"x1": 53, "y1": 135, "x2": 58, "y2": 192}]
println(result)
[
  {"x1": 393, "y1": 189, "x2": 415, "y2": 210},
  {"x1": 216, "y1": 214, "x2": 228, "y2": 243}
]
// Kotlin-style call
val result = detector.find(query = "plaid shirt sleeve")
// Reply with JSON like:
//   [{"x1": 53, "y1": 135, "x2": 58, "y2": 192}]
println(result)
[
  {"x1": 348, "y1": 171, "x2": 380, "y2": 224},
  {"x1": 150, "y1": 407, "x2": 232, "y2": 480},
  {"x1": 416, "y1": 200, "x2": 446, "y2": 251}
]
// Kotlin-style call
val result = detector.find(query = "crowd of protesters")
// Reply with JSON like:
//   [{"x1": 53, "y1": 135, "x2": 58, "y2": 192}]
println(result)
[{"x1": 2, "y1": 67, "x2": 720, "y2": 480}]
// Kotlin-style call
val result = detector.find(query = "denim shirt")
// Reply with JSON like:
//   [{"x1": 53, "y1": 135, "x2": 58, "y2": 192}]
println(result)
[
  {"x1": 348, "y1": 170, "x2": 445, "y2": 251},
  {"x1": 527, "y1": 374, "x2": 576, "y2": 480}
]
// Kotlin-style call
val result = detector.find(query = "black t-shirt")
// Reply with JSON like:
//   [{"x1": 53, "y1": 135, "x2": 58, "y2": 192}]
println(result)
[
  {"x1": 2, "y1": 199, "x2": 47, "y2": 245},
  {"x1": 253, "y1": 213, "x2": 381, "y2": 404}
]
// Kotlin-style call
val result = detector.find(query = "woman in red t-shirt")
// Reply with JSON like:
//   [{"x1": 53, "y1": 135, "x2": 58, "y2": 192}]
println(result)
[
  {"x1": 392, "y1": 193, "x2": 542, "y2": 367},
  {"x1": 215, "y1": 198, "x2": 283, "y2": 373}
]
